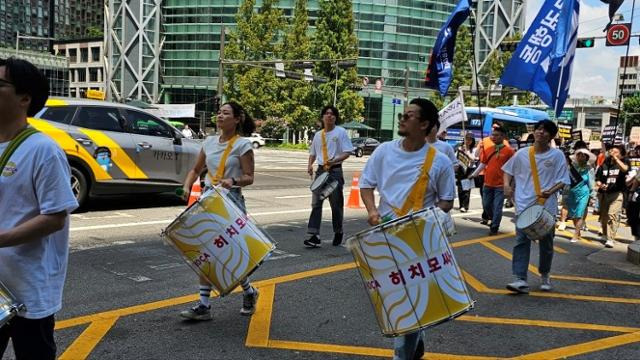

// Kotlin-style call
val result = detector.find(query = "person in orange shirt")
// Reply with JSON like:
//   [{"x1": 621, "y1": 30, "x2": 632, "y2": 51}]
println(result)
[
  {"x1": 474, "y1": 122, "x2": 510, "y2": 225},
  {"x1": 469, "y1": 126, "x2": 515, "y2": 235}
]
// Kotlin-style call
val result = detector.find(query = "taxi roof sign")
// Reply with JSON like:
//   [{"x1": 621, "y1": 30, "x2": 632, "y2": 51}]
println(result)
[{"x1": 85, "y1": 89, "x2": 105, "y2": 100}]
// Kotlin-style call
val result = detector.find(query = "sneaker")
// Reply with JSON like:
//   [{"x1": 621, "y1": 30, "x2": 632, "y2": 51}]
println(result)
[
  {"x1": 557, "y1": 222, "x2": 567, "y2": 231},
  {"x1": 332, "y1": 232, "x2": 343, "y2": 246},
  {"x1": 303, "y1": 235, "x2": 321, "y2": 248},
  {"x1": 570, "y1": 236, "x2": 579, "y2": 243},
  {"x1": 506, "y1": 279, "x2": 530, "y2": 294},
  {"x1": 240, "y1": 287, "x2": 259, "y2": 316},
  {"x1": 540, "y1": 275, "x2": 553, "y2": 291},
  {"x1": 480, "y1": 219, "x2": 491, "y2": 226},
  {"x1": 605, "y1": 239, "x2": 614, "y2": 248},
  {"x1": 180, "y1": 302, "x2": 212, "y2": 321},
  {"x1": 489, "y1": 228, "x2": 499, "y2": 236},
  {"x1": 460, "y1": 207, "x2": 467, "y2": 213}
]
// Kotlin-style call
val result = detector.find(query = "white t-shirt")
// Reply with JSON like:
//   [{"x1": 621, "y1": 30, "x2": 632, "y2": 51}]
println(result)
[
  {"x1": 430, "y1": 140, "x2": 457, "y2": 166},
  {"x1": 0, "y1": 132, "x2": 78, "y2": 319},
  {"x1": 309, "y1": 126, "x2": 354, "y2": 166},
  {"x1": 182, "y1": 128, "x2": 194, "y2": 139},
  {"x1": 360, "y1": 140, "x2": 456, "y2": 218},
  {"x1": 203, "y1": 135, "x2": 253, "y2": 187},
  {"x1": 502, "y1": 146, "x2": 570, "y2": 216}
]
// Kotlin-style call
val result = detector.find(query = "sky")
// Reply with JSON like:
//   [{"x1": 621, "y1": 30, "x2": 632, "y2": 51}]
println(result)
[{"x1": 525, "y1": 0, "x2": 640, "y2": 99}]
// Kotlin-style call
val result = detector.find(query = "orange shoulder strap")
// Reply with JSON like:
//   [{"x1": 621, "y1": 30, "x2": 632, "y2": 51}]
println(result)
[
  {"x1": 528, "y1": 146, "x2": 545, "y2": 205},
  {"x1": 321, "y1": 130, "x2": 329, "y2": 171},
  {"x1": 392, "y1": 145, "x2": 437, "y2": 217},
  {"x1": 208, "y1": 135, "x2": 239, "y2": 184}
]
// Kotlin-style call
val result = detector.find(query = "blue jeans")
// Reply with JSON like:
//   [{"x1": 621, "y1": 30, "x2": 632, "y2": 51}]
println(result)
[
  {"x1": 393, "y1": 330, "x2": 424, "y2": 360},
  {"x1": 512, "y1": 228, "x2": 555, "y2": 280},
  {"x1": 482, "y1": 186, "x2": 504, "y2": 231}
]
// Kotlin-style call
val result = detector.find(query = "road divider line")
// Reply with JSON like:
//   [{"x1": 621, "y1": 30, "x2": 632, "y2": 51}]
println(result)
[
  {"x1": 58, "y1": 317, "x2": 119, "y2": 360},
  {"x1": 457, "y1": 315, "x2": 640, "y2": 333},
  {"x1": 513, "y1": 331, "x2": 640, "y2": 359},
  {"x1": 245, "y1": 284, "x2": 275, "y2": 347},
  {"x1": 255, "y1": 172, "x2": 311, "y2": 182}
]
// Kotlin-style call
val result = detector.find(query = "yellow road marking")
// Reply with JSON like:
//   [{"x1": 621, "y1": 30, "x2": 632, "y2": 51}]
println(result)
[
  {"x1": 480, "y1": 241, "x2": 540, "y2": 276},
  {"x1": 514, "y1": 331, "x2": 640, "y2": 359},
  {"x1": 28, "y1": 118, "x2": 111, "y2": 180},
  {"x1": 457, "y1": 315, "x2": 640, "y2": 333},
  {"x1": 453, "y1": 232, "x2": 515, "y2": 248},
  {"x1": 552, "y1": 274, "x2": 640, "y2": 286},
  {"x1": 553, "y1": 245, "x2": 568, "y2": 254},
  {"x1": 79, "y1": 129, "x2": 148, "y2": 179},
  {"x1": 556, "y1": 229, "x2": 601, "y2": 248},
  {"x1": 461, "y1": 270, "x2": 491, "y2": 292},
  {"x1": 245, "y1": 284, "x2": 275, "y2": 347},
  {"x1": 58, "y1": 317, "x2": 119, "y2": 360}
]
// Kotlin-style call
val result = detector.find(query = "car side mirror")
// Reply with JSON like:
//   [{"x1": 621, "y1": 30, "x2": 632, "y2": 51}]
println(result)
[{"x1": 173, "y1": 131, "x2": 183, "y2": 145}]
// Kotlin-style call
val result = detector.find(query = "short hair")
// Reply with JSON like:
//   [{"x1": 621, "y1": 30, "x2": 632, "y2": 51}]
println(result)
[
  {"x1": 534, "y1": 120, "x2": 558, "y2": 138},
  {"x1": 612, "y1": 144, "x2": 626, "y2": 157},
  {"x1": 320, "y1": 105, "x2": 340, "y2": 125},
  {"x1": 222, "y1": 101, "x2": 256, "y2": 136},
  {"x1": 409, "y1": 98, "x2": 439, "y2": 135},
  {"x1": 573, "y1": 140, "x2": 588, "y2": 151},
  {"x1": 0, "y1": 57, "x2": 49, "y2": 117},
  {"x1": 492, "y1": 126, "x2": 506, "y2": 135}
]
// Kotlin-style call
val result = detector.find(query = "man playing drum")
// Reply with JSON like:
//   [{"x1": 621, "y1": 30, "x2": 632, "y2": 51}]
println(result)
[
  {"x1": 304, "y1": 106, "x2": 354, "y2": 247},
  {"x1": 359, "y1": 98, "x2": 455, "y2": 360},
  {"x1": 502, "y1": 120, "x2": 570, "y2": 293},
  {"x1": 0, "y1": 58, "x2": 78, "y2": 359}
]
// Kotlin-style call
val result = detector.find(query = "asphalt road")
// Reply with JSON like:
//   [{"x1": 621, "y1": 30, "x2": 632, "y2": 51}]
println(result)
[{"x1": 10, "y1": 148, "x2": 640, "y2": 360}]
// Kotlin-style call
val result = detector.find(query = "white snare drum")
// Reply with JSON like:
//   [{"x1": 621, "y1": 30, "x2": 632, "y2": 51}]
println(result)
[
  {"x1": 516, "y1": 204, "x2": 555, "y2": 240},
  {"x1": 347, "y1": 208, "x2": 474, "y2": 337},
  {"x1": 310, "y1": 172, "x2": 339, "y2": 200},
  {"x1": 163, "y1": 187, "x2": 276, "y2": 296},
  {"x1": 0, "y1": 282, "x2": 24, "y2": 328}
]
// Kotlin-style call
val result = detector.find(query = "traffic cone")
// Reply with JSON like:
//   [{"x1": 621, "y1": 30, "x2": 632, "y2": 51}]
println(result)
[
  {"x1": 187, "y1": 179, "x2": 202, "y2": 206},
  {"x1": 347, "y1": 172, "x2": 364, "y2": 209}
]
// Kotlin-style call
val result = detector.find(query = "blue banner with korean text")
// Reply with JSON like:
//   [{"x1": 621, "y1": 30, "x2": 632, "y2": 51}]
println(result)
[
  {"x1": 499, "y1": 0, "x2": 579, "y2": 117},
  {"x1": 424, "y1": 0, "x2": 470, "y2": 96}
]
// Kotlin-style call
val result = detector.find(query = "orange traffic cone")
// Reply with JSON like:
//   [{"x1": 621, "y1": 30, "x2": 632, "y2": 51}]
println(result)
[
  {"x1": 187, "y1": 179, "x2": 202, "y2": 206},
  {"x1": 347, "y1": 172, "x2": 364, "y2": 209}
]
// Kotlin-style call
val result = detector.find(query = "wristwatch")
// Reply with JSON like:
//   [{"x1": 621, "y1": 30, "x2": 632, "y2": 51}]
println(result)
[{"x1": 231, "y1": 177, "x2": 238, "y2": 186}]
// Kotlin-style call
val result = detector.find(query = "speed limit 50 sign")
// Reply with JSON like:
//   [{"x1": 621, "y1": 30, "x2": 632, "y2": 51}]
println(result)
[{"x1": 606, "y1": 23, "x2": 631, "y2": 47}]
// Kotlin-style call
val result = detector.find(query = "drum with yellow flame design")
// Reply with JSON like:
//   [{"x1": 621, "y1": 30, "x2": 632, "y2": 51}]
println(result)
[
  {"x1": 347, "y1": 207, "x2": 474, "y2": 337},
  {"x1": 164, "y1": 188, "x2": 275, "y2": 296}
]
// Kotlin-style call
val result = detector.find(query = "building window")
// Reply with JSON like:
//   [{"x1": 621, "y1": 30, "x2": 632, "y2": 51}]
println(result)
[
  {"x1": 68, "y1": 48, "x2": 77, "y2": 63},
  {"x1": 77, "y1": 70, "x2": 87, "y2": 82},
  {"x1": 91, "y1": 47, "x2": 100, "y2": 62},
  {"x1": 89, "y1": 68, "x2": 99, "y2": 82},
  {"x1": 80, "y1": 48, "x2": 88, "y2": 63}
]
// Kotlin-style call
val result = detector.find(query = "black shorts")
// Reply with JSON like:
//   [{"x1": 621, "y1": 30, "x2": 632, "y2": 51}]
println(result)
[{"x1": 0, "y1": 314, "x2": 56, "y2": 360}]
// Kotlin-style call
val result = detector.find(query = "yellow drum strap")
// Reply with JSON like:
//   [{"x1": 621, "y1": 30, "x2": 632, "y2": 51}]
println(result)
[
  {"x1": 528, "y1": 146, "x2": 545, "y2": 205},
  {"x1": 321, "y1": 130, "x2": 330, "y2": 171},
  {"x1": 393, "y1": 146, "x2": 437, "y2": 217},
  {"x1": 208, "y1": 135, "x2": 239, "y2": 184}
]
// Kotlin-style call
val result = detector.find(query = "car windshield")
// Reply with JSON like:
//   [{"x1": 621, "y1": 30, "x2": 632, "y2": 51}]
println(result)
[{"x1": 351, "y1": 138, "x2": 365, "y2": 144}]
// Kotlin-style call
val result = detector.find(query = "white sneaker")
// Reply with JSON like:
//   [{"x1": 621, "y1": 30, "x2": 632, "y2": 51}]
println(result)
[
  {"x1": 506, "y1": 279, "x2": 530, "y2": 294},
  {"x1": 540, "y1": 276, "x2": 553, "y2": 292},
  {"x1": 557, "y1": 222, "x2": 567, "y2": 231},
  {"x1": 605, "y1": 239, "x2": 614, "y2": 248},
  {"x1": 570, "y1": 236, "x2": 579, "y2": 243}
]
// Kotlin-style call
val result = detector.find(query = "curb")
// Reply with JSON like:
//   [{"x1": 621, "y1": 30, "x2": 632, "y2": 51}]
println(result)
[{"x1": 628, "y1": 240, "x2": 640, "y2": 265}]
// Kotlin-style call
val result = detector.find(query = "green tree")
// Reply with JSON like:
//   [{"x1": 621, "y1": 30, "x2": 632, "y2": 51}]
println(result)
[
  {"x1": 86, "y1": 26, "x2": 103, "y2": 38},
  {"x1": 311, "y1": 0, "x2": 364, "y2": 122},
  {"x1": 224, "y1": 0, "x2": 286, "y2": 120},
  {"x1": 280, "y1": 0, "x2": 316, "y2": 131},
  {"x1": 623, "y1": 94, "x2": 640, "y2": 136}
]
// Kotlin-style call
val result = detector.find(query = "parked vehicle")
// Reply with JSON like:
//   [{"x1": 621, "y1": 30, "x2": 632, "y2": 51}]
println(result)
[
  {"x1": 350, "y1": 137, "x2": 380, "y2": 157},
  {"x1": 245, "y1": 133, "x2": 266, "y2": 148},
  {"x1": 31, "y1": 98, "x2": 201, "y2": 208}
]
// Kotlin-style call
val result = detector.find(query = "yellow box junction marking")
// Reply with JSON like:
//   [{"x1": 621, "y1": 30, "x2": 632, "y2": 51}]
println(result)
[{"x1": 55, "y1": 234, "x2": 640, "y2": 359}]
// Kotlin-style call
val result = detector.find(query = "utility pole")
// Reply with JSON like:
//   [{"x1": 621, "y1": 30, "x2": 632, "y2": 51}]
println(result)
[{"x1": 217, "y1": 25, "x2": 226, "y2": 102}]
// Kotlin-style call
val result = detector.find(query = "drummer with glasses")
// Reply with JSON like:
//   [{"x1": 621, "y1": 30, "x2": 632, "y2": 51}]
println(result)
[
  {"x1": 303, "y1": 105, "x2": 354, "y2": 248},
  {"x1": 359, "y1": 98, "x2": 455, "y2": 360},
  {"x1": 502, "y1": 120, "x2": 570, "y2": 294},
  {"x1": 178, "y1": 101, "x2": 260, "y2": 321}
]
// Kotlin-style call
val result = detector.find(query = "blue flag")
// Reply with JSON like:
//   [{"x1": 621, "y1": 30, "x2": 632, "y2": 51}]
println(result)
[
  {"x1": 425, "y1": 0, "x2": 470, "y2": 96},
  {"x1": 500, "y1": 0, "x2": 580, "y2": 117}
]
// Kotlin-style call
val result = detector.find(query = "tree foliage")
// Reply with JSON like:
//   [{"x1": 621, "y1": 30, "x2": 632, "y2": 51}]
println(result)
[
  {"x1": 623, "y1": 94, "x2": 640, "y2": 135},
  {"x1": 311, "y1": 0, "x2": 364, "y2": 122}
]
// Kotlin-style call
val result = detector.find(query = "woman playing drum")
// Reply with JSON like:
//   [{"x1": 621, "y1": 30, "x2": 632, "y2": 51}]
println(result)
[{"x1": 178, "y1": 101, "x2": 259, "y2": 320}]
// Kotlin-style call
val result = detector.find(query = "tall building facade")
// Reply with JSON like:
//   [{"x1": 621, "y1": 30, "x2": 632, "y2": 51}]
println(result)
[
  {"x1": 616, "y1": 55, "x2": 640, "y2": 100},
  {"x1": 53, "y1": 38, "x2": 106, "y2": 98},
  {"x1": 0, "y1": 0, "x2": 103, "y2": 51}
]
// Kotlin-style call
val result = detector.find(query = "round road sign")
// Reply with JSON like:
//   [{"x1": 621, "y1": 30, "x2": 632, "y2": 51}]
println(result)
[{"x1": 606, "y1": 23, "x2": 631, "y2": 46}]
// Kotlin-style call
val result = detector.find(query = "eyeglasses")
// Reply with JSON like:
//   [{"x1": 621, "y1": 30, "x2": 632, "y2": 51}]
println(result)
[{"x1": 0, "y1": 79, "x2": 14, "y2": 88}]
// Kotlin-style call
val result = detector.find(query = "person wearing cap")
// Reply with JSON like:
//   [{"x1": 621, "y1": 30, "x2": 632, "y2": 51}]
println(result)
[
  {"x1": 560, "y1": 147, "x2": 596, "y2": 242},
  {"x1": 595, "y1": 144, "x2": 629, "y2": 248}
]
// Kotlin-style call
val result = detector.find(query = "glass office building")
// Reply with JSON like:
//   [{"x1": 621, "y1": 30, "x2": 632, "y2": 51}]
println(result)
[{"x1": 161, "y1": 0, "x2": 524, "y2": 139}]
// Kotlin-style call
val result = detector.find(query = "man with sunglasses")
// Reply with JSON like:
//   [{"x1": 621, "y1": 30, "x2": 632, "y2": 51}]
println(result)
[
  {"x1": 360, "y1": 98, "x2": 455, "y2": 360},
  {"x1": 0, "y1": 58, "x2": 78, "y2": 359}
]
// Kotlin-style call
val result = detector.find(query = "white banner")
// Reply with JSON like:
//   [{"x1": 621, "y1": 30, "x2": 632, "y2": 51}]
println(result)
[
  {"x1": 438, "y1": 96, "x2": 467, "y2": 133},
  {"x1": 146, "y1": 104, "x2": 196, "y2": 119}
]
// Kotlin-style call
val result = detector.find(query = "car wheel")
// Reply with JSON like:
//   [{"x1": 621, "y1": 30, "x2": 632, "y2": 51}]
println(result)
[
  {"x1": 252, "y1": 141, "x2": 260, "y2": 149},
  {"x1": 70, "y1": 166, "x2": 89, "y2": 209},
  {"x1": 356, "y1": 148, "x2": 363, "y2": 157}
]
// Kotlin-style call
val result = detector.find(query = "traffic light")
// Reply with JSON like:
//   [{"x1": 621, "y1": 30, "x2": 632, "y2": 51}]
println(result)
[
  {"x1": 576, "y1": 37, "x2": 595, "y2": 48},
  {"x1": 498, "y1": 41, "x2": 519, "y2": 51}
]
